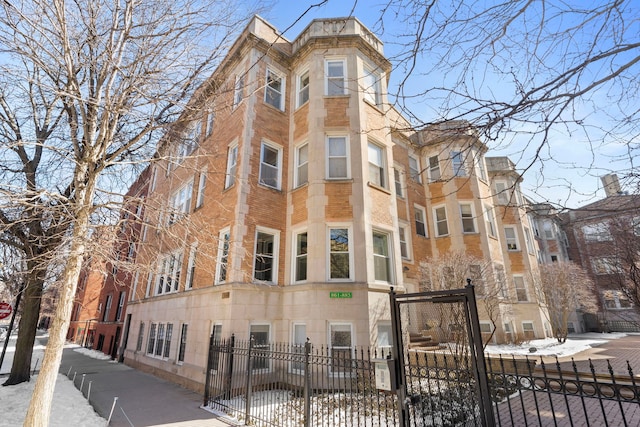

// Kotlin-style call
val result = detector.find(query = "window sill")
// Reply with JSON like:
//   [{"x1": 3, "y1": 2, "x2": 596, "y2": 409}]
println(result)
[
  {"x1": 363, "y1": 98, "x2": 384, "y2": 112},
  {"x1": 324, "y1": 178, "x2": 353, "y2": 183},
  {"x1": 292, "y1": 182, "x2": 309, "y2": 192},
  {"x1": 324, "y1": 94, "x2": 350, "y2": 99},
  {"x1": 257, "y1": 183, "x2": 283, "y2": 193},
  {"x1": 367, "y1": 182, "x2": 391, "y2": 195},
  {"x1": 263, "y1": 101, "x2": 286, "y2": 114}
]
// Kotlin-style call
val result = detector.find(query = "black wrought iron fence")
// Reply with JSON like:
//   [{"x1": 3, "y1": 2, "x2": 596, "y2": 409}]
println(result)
[{"x1": 204, "y1": 336, "x2": 640, "y2": 427}]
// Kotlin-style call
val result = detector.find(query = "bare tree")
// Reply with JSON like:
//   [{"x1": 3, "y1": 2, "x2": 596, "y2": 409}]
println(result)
[
  {"x1": 376, "y1": 1, "x2": 640, "y2": 202},
  {"x1": 606, "y1": 216, "x2": 640, "y2": 309},
  {"x1": 0, "y1": 0, "x2": 256, "y2": 424},
  {"x1": 532, "y1": 261, "x2": 598, "y2": 343}
]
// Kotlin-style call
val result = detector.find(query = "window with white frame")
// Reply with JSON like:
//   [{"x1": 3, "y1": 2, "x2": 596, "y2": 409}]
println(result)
[
  {"x1": 592, "y1": 257, "x2": 621, "y2": 275},
  {"x1": 399, "y1": 224, "x2": 410, "y2": 260},
  {"x1": 329, "y1": 227, "x2": 351, "y2": 280},
  {"x1": 582, "y1": 222, "x2": 612, "y2": 242},
  {"x1": 291, "y1": 323, "x2": 307, "y2": 372},
  {"x1": 434, "y1": 206, "x2": 449, "y2": 237},
  {"x1": 259, "y1": 142, "x2": 282, "y2": 190},
  {"x1": 205, "y1": 111, "x2": 215, "y2": 138},
  {"x1": 145, "y1": 270, "x2": 153, "y2": 297},
  {"x1": 495, "y1": 263, "x2": 507, "y2": 298},
  {"x1": 394, "y1": 168, "x2": 404, "y2": 197},
  {"x1": 127, "y1": 242, "x2": 135, "y2": 260},
  {"x1": 327, "y1": 136, "x2": 349, "y2": 179},
  {"x1": 136, "y1": 322, "x2": 145, "y2": 351},
  {"x1": 479, "y1": 322, "x2": 494, "y2": 343},
  {"x1": 368, "y1": 142, "x2": 386, "y2": 188},
  {"x1": 177, "y1": 324, "x2": 188, "y2": 363},
  {"x1": 514, "y1": 276, "x2": 528, "y2": 302},
  {"x1": 494, "y1": 181, "x2": 509, "y2": 205},
  {"x1": 264, "y1": 68, "x2": 285, "y2": 110},
  {"x1": 428, "y1": 155, "x2": 441, "y2": 181},
  {"x1": 168, "y1": 180, "x2": 193, "y2": 224},
  {"x1": 163, "y1": 323, "x2": 173, "y2": 358},
  {"x1": 102, "y1": 294, "x2": 112, "y2": 322},
  {"x1": 147, "y1": 322, "x2": 173, "y2": 358},
  {"x1": 215, "y1": 229, "x2": 230, "y2": 284},
  {"x1": 254, "y1": 229, "x2": 279, "y2": 282},
  {"x1": 329, "y1": 323, "x2": 353, "y2": 375},
  {"x1": 373, "y1": 230, "x2": 392, "y2": 283},
  {"x1": 543, "y1": 221, "x2": 555, "y2": 239},
  {"x1": 475, "y1": 154, "x2": 488, "y2": 181},
  {"x1": 233, "y1": 74, "x2": 244, "y2": 108},
  {"x1": 147, "y1": 323, "x2": 156, "y2": 355},
  {"x1": 451, "y1": 151, "x2": 466, "y2": 177},
  {"x1": 503, "y1": 322, "x2": 514, "y2": 344},
  {"x1": 459, "y1": 203, "x2": 477, "y2": 233},
  {"x1": 294, "y1": 231, "x2": 308, "y2": 282},
  {"x1": 196, "y1": 167, "x2": 207, "y2": 208},
  {"x1": 225, "y1": 144, "x2": 238, "y2": 189},
  {"x1": 156, "y1": 250, "x2": 183, "y2": 295},
  {"x1": 179, "y1": 121, "x2": 200, "y2": 160},
  {"x1": 185, "y1": 242, "x2": 197, "y2": 289},
  {"x1": 524, "y1": 227, "x2": 535, "y2": 253},
  {"x1": 377, "y1": 322, "x2": 392, "y2": 350},
  {"x1": 522, "y1": 322, "x2": 535, "y2": 340},
  {"x1": 484, "y1": 205, "x2": 496, "y2": 237},
  {"x1": 325, "y1": 59, "x2": 346, "y2": 96},
  {"x1": 415, "y1": 206, "x2": 427, "y2": 237},
  {"x1": 504, "y1": 227, "x2": 519, "y2": 251},
  {"x1": 115, "y1": 291, "x2": 126, "y2": 321},
  {"x1": 250, "y1": 324, "x2": 270, "y2": 370},
  {"x1": 295, "y1": 143, "x2": 308, "y2": 187},
  {"x1": 602, "y1": 290, "x2": 632, "y2": 309},
  {"x1": 409, "y1": 155, "x2": 421, "y2": 182},
  {"x1": 297, "y1": 69, "x2": 310, "y2": 107},
  {"x1": 362, "y1": 67, "x2": 381, "y2": 105}
]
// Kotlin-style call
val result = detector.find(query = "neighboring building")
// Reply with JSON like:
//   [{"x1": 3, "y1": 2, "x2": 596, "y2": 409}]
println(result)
[
  {"x1": 561, "y1": 180, "x2": 640, "y2": 331},
  {"x1": 96, "y1": 16, "x2": 553, "y2": 393}
]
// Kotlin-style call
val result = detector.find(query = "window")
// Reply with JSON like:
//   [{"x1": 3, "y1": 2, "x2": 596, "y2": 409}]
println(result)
[
  {"x1": 185, "y1": 242, "x2": 197, "y2": 289},
  {"x1": 156, "y1": 251, "x2": 183, "y2": 295},
  {"x1": 294, "y1": 231, "x2": 308, "y2": 282},
  {"x1": 469, "y1": 264, "x2": 485, "y2": 295},
  {"x1": 415, "y1": 206, "x2": 427, "y2": 237},
  {"x1": 377, "y1": 322, "x2": 392, "y2": 350},
  {"x1": 115, "y1": 291, "x2": 126, "y2": 321},
  {"x1": 434, "y1": 206, "x2": 449, "y2": 237},
  {"x1": 329, "y1": 227, "x2": 351, "y2": 280},
  {"x1": 582, "y1": 222, "x2": 611, "y2": 242},
  {"x1": 428, "y1": 156, "x2": 441, "y2": 181},
  {"x1": 476, "y1": 154, "x2": 487, "y2": 181},
  {"x1": 603, "y1": 290, "x2": 632, "y2": 309},
  {"x1": 373, "y1": 231, "x2": 392, "y2": 283},
  {"x1": 459, "y1": 203, "x2": 477, "y2": 233},
  {"x1": 205, "y1": 112, "x2": 215, "y2": 138},
  {"x1": 250, "y1": 324, "x2": 270, "y2": 370},
  {"x1": 504, "y1": 227, "x2": 519, "y2": 251},
  {"x1": 495, "y1": 264, "x2": 507, "y2": 298},
  {"x1": 522, "y1": 322, "x2": 535, "y2": 340},
  {"x1": 451, "y1": 151, "x2": 466, "y2": 177},
  {"x1": 394, "y1": 168, "x2": 403, "y2": 197},
  {"x1": 264, "y1": 68, "x2": 285, "y2": 110},
  {"x1": 292, "y1": 323, "x2": 307, "y2": 372},
  {"x1": 163, "y1": 323, "x2": 173, "y2": 358},
  {"x1": 550, "y1": 254, "x2": 559, "y2": 262},
  {"x1": 327, "y1": 136, "x2": 349, "y2": 179},
  {"x1": 225, "y1": 144, "x2": 238, "y2": 189},
  {"x1": 233, "y1": 74, "x2": 244, "y2": 108},
  {"x1": 216, "y1": 229, "x2": 230, "y2": 284},
  {"x1": 259, "y1": 142, "x2": 282, "y2": 189},
  {"x1": 362, "y1": 68, "x2": 381, "y2": 105},
  {"x1": 484, "y1": 205, "x2": 496, "y2": 237},
  {"x1": 254, "y1": 229, "x2": 279, "y2": 282},
  {"x1": 179, "y1": 121, "x2": 200, "y2": 160},
  {"x1": 329, "y1": 323, "x2": 353, "y2": 375},
  {"x1": 479, "y1": 322, "x2": 493, "y2": 343},
  {"x1": 136, "y1": 322, "x2": 145, "y2": 352},
  {"x1": 196, "y1": 168, "x2": 207, "y2": 208},
  {"x1": 409, "y1": 155, "x2": 421, "y2": 182},
  {"x1": 127, "y1": 242, "x2": 135, "y2": 261},
  {"x1": 169, "y1": 180, "x2": 193, "y2": 224},
  {"x1": 209, "y1": 324, "x2": 223, "y2": 371},
  {"x1": 592, "y1": 257, "x2": 621, "y2": 275},
  {"x1": 147, "y1": 323, "x2": 156, "y2": 355},
  {"x1": 178, "y1": 324, "x2": 188, "y2": 363},
  {"x1": 503, "y1": 322, "x2": 514, "y2": 344},
  {"x1": 131, "y1": 271, "x2": 139, "y2": 301},
  {"x1": 155, "y1": 324, "x2": 165, "y2": 356},
  {"x1": 150, "y1": 167, "x2": 158, "y2": 192},
  {"x1": 633, "y1": 216, "x2": 640, "y2": 236},
  {"x1": 297, "y1": 69, "x2": 310, "y2": 107},
  {"x1": 543, "y1": 221, "x2": 554, "y2": 239},
  {"x1": 494, "y1": 181, "x2": 509, "y2": 205},
  {"x1": 102, "y1": 294, "x2": 112, "y2": 322},
  {"x1": 524, "y1": 227, "x2": 535, "y2": 253},
  {"x1": 368, "y1": 143, "x2": 386, "y2": 188},
  {"x1": 325, "y1": 59, "x2": 346, "y2": 96},
  {"x1": 399, "y1": 224, "x2": 410, "y2": 260},
  {"x1": 295, "y1": 143, "x2": 309, "y2": 187},
  {"x1": 514, "y1": 276, "x2": 528, "y2": 302}
]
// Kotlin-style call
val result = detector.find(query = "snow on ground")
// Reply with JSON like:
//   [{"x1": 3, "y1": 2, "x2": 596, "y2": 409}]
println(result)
[{"x1": 484, "y1": 332, "x2": 627, "y2": 357}]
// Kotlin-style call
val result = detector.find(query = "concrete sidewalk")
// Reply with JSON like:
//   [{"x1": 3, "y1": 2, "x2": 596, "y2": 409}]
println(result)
[{"x1": 60, "y1": 347, "x2": 234, "y2": 427}]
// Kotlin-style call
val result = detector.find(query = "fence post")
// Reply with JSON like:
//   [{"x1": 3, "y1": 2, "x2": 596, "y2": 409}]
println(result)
[
  {"x1": 303, "y1": 339, "x2": 311, "y2": 427},
  {"x1": 244, "y1": 335, "x2": 254, "y2": 423},
  {"x1": 203, "y1": 333, "x2": 214, "y2": 406},
  {"x1": 389, "y1": 287, "x2": 408, "y2": 427},
  {"x1": 225, "y1": 334, "x2": 235, "y2": 399}
]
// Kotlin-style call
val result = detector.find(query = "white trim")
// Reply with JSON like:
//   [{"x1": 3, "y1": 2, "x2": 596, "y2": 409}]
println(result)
[
  {"x1": 327, "y1": 224, "x2": 354, "y2": 282},
  {"x1": 326, "y1": 134, "x2": 350, "y2": 180},
  {"x1": 215, "y1": 228, "x2": 231, "y2": 285},
  {"x1": 258, "y1": 140, "x2": 283, "y2": 190},
  {"x1": 325, "y1": 58, "x2": 347, "y2": 96},
  {"x1": 264, "y1": 67, "x2": 286, "y2": 111},
  {"x1": 253, "y1": 226, "x2": 280, "y2": 284}
]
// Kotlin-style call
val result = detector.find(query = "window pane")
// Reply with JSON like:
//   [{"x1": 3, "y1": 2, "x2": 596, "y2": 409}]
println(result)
[
  {"x1": 330, "y1": 228, "x2": 350, "y2": 279},
  {"x1": 297, "y1": 144, "x2": 308, "y2": 186},
  {"x1": 260, "y1": 145, "x2": 279, "y2": 188},
  {"x1": 295, "y1": 233, "x2": 308, "y2": 281},
  {"x1": 298, "y1": 71, "x2": 310, "y2": 106},
  {"x1": 254, "y1": 232, "x2": 274, "y2": 281},
  {"x1": 373, "y1": 232, "x2": 390, "y2": 282}
]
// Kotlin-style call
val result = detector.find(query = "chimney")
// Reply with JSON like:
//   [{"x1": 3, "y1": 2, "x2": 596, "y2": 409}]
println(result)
[{"x1": 601, "y1": 174, "x2": 621, "y2": 197}]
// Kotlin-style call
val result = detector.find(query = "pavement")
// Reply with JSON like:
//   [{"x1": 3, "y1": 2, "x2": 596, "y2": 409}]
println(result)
[{"x1": 59, "y1": 346, "x2": 235, "y2": 427}]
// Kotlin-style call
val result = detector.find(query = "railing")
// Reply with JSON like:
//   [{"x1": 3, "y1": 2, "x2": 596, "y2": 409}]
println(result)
[{"x1": 204, "y1": 337, "x2": 640, "y2": 427}]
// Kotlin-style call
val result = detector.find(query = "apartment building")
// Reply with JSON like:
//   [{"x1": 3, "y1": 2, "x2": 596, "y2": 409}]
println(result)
[{"x1": 115, "y1": 16, "x2": 549, "y2": 392}]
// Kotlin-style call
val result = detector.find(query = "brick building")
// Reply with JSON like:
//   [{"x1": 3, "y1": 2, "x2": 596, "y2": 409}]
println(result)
[{"x1": 95, "y1": 16, "x2": 552, "y2": 392}]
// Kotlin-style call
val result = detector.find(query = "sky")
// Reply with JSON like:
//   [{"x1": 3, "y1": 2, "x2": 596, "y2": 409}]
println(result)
[
  {"x1": 262, "y1": 1, "x2": 637, "y2": 209},
  {"x1": 0, "y1": 331, "x2": 624, "y2": 426}
]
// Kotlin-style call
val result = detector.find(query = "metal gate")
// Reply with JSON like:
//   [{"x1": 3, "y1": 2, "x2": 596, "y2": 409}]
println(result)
[{"x1": 389, "y1": 282, "x2": 495, "y2": 426}]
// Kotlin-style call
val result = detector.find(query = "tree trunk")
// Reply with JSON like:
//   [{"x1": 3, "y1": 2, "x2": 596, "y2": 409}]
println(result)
[{"x1": 2, "y1": 278, "x2": 43, "y2": 386}]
